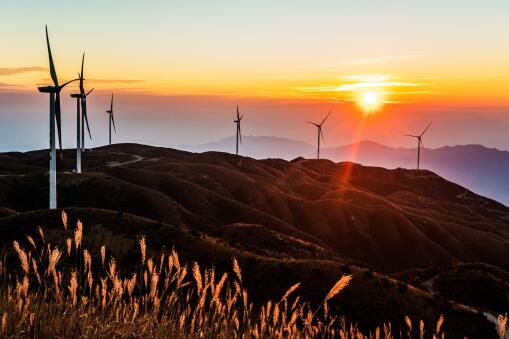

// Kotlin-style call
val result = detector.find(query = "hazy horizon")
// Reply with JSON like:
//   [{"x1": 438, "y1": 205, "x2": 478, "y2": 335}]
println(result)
[{"x1": 1, "y1": 92, "x2": 508, "y2": 152}]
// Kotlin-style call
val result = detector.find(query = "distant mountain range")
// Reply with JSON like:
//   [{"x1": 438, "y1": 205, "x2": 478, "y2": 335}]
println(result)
[
  {"x1": 179, "y1": 135, "x2": 315, "y2": 159},
  {"x1": 180, "y1": 136, "x2": 509, "y2": 205}
]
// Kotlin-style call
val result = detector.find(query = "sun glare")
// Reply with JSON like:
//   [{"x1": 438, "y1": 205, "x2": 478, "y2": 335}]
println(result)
[{"x1": 358, "y1": 91, "x2": 383, "y2": 113}]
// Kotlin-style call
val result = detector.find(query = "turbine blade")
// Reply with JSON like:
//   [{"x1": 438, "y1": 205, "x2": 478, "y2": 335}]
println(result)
[
  {"x1": 420, "y1": 139, "x2": 424, "y2": 149},
  {"x1": 320, "y1": 111, "x2": 332, "y2": 125},
  {"x1": 86, "y1": 88, "x2": 94, "y2": 96},
  {"x1": 420, "y1": 121, "x2": 432, "y2": 137},
  {"x1": 404, "y1": 134, "x2": 419, "y2": 138},
  {"x1": 236, "y1": 105, "x2": 240, "y2": 119},
  {"x1": 84, "y1": 113, "x2": 92, "y2": 139},
  {"x1": 307, "y1": 122, "x2": 319, "y2": 126},
  {"x1": 110, "y1": 93, "x2": 113, "y2": 112},
  {"x1": 81, "y1": 53, "x2": 84, "y2": 77},
  {"x1": 111, "y1": 114, "x2": 116, "y2": 133},
  {"x1": 320, "y1": 127, "x2": 325, "y2": 142},
  {"x1": 239, "y1": 115, "x2": 243, "y2": 121},
  {"x1": 55, "y1": 93, "x2": 63, "y2": 151},
  {"x1": 45, "y1": 26, "x2": 58, "y2": 87},
  {"x1": 79, "y1": 53, "x2": 85, "y2": 95},
  {"x1": 58, "y1": 78, "x2": 79, "y2": 90},
  {"x1": 81, "y1": 98, "x2": 92, "y2": 139}
]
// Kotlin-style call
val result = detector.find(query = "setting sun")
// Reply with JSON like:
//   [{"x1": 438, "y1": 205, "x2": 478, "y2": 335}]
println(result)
[
  {"x1": 358, "y1": 91, "x2": 383, "y2": 113},
  {"x1": 363, "y1": 92, "x2": 378, "y2": 105}
]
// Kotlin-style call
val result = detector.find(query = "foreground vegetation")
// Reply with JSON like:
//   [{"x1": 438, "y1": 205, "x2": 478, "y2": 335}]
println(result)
[{"x1": 0, "y1": 212, "x2": 507, "y2": 338}]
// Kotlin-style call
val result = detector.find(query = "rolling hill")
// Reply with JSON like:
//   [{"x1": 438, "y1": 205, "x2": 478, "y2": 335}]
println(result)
[
  {"x1": 181, "y1": 136, "x2": 509, "y2": 205},
  {"x1": 0, "y1": 143, "x2": 508, "y2": 337}
]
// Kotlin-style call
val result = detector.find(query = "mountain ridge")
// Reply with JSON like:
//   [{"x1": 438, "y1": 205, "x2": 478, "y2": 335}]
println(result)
[{"x1": 179, "y1": 136, "x2": 509, "y2": 205}]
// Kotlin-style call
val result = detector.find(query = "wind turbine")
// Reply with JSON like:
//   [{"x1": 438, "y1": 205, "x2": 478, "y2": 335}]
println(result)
[
  {"x1": 307, "y1": 111, "x2": 331, "y2": 159},
  {"x1": 38, "y1": 25, "x2": 78, "y2": 209},
  {"x1": 405, "y1": 121, "x2": 432, "y2": 170},
  {"x1": 106, "y1": 93, "x2": 116, "y2": 145},
  {"x1": 80, "y1": 54, "x2": 93, "y2": 152},
  {"x1": 234, "y1": 106, "x2": 243, "y2": 155},
  {"x1": 70, "y1": 54, "x2": 94, "y2": 173}
]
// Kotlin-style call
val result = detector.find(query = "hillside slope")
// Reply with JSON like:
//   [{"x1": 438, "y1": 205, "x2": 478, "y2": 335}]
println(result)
[
  {"x1": 180, "y1": 136, "x2": 509, "y2": 205},
  {"x1": 0, "y1": 207, "x2": 497, "y2": 338},
  {"x1": 1, "y1": 144, "x2": 508, "y2": 274},
  {"x1": 2, "y1": 144, "x2": 508, "y2": 336}
]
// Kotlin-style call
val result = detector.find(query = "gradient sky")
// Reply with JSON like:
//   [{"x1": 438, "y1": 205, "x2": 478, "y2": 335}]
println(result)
[{"x1": 0, "y1": 1, "x2": 508, "y2": 152}]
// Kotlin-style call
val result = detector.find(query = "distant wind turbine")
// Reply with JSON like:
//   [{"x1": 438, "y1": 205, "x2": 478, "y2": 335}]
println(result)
[
  {"x1": 70, "y1": 54, "x2": 93, "y2": 173},
  {"x1": 307, "y1": 111, "x2": 331, "y2": 159},
  {"x1": 80, "y1": 54, "x2": 93, "y2": 152},
  {"x1": 106, "y1": 93, "x2": 116, "y2": 145},
  {"x1": 405, "y1": 121, "x2": 432, "y2": 170},
  {"x1": 38, "y1": 25, "x2": 78, "y2": 209},
  {"x1": 234, "y1": 106, "x2": 243, "y2": 155}
]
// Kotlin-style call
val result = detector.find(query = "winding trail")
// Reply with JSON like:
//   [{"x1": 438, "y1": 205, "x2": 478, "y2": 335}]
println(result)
[{"x1": 106, "y1": 153, "x2": 145, "y2": 167}]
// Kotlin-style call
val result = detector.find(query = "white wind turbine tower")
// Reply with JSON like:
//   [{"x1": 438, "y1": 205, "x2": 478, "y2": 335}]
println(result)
[{"x1": 38, "y1": 26, "x2": 78, "y2": 209}]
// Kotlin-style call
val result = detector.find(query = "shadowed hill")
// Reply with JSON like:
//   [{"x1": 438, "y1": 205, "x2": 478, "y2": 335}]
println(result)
[
  {"x1": 1, "y1": 143, "x2": 509, "y2": 274},
  {"x1": 395, "y1": 262, "x2": 509, "y2": 315},
  {"x1": 179, "y1": 136, "x2": 509, "y2": 205},
  {"x1": 0, "y1": 143, "x2": 508, "y2": 337},
  {"x1": 0, "y1": 208, "x2": 497, "y2": 338},
  {"x1": 323, "y1": 141, "x2": 509, "y2": 206}
]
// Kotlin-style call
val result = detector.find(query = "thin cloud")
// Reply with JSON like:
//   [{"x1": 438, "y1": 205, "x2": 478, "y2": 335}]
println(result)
[
  {"x1": 384, "y1": 90, "x2": 438, "y2": 95},
  {"x1": 0, "y1": 67, "x2": 47, "y2": 76},
  {"x1": 0, "y1": 82, "x2": 21, "y2": 88},
  {"x1": 39, "y1": 78, "x2": 144, "y2": 84},
  {"x1": 298, "y1": 85, "x2": 339, "y2": 92},
  {"x1": 86, "y1": 79, "x2": 145, "y2": 84},
  {"x1": 336, "y1": 81, "x2": 421, "y2": 91},
  {"x1": 327, "y1": 97, "x2": 354, "y2": 103},
  {"x1": 342, "y1": 74, "x2": 392, "y2": 82},
  {"x1": 298, "y1": 74, "x2": 425, "y2": 94},
  {"x1": 348, "y1": 54, "x2": 428, "y2": 65},
  {"x1": 314, "y1": 54, "x2": 428, "y2": 68},
  {"x1": 298, "y1": 82, "x2": 421, "y2": 92}
]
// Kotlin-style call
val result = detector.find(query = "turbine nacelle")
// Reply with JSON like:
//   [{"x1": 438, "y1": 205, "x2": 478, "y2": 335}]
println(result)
[{"x1": 37, "y1": 86, "x2": 57, "y2": 93}]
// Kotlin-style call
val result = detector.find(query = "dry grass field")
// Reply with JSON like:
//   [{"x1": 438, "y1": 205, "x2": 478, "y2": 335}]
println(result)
[{"x1": 0, "y1": 214, "x2": 507, "y2": 338}]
